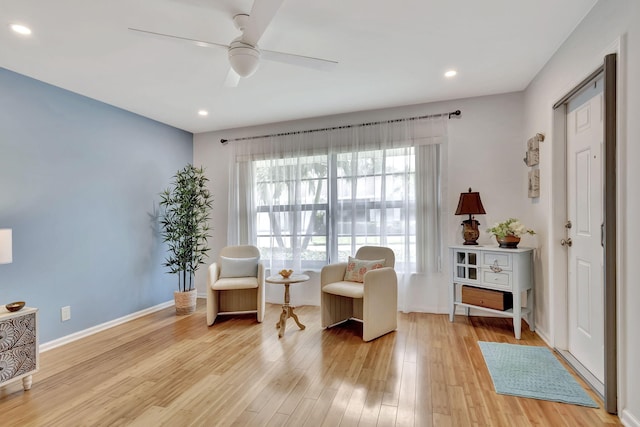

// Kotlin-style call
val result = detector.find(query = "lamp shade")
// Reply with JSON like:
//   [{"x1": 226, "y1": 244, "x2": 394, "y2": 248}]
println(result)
[
  {"x1": 455, "y1": 188, "x2": 486, "y2": 216},
  {"x1": 0, "y1": 228, "x2": 12, "y2": 264}
]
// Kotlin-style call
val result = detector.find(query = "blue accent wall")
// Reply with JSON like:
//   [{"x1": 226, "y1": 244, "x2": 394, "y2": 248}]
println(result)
[{"x1": 0, "y1": 68, "x2": 193, "y2": 343}]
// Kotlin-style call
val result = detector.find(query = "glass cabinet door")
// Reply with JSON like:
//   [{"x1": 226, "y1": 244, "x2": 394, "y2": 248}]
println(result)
[{"x1": 453, "y1": 250, "x2": 478, "y2": 282}]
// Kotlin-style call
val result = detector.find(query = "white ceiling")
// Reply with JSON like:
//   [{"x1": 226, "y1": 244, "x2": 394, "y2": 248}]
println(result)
[{"x1": 1, "y1": 0, "x2": 597, "y2": 134}]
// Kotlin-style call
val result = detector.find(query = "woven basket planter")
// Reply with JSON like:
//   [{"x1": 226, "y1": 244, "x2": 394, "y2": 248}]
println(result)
[{"x1": 174, "y1": 289, "x2": 197, "y2": 315}]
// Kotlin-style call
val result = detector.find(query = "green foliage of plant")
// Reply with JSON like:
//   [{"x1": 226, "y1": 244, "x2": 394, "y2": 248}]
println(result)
[
  {"x1": 486, "y1": 218, "x2": 535, "y2": 239},
  {"x1": 159, "y1": 165, "x2": 213, "y2": 292}
]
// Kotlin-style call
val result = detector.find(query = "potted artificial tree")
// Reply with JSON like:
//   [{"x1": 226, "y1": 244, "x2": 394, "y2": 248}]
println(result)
[{"x1": 159, "y1": 164, "x2": 213, "y2": 315}]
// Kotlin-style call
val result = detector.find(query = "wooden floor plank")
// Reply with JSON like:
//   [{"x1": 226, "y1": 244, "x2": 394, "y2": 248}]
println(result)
[
  {"x1": 377, "y1": 404, "x2": 398, "y2": 426},
  {"x1": 356, "y1": 372, "x2": 384, "y2": 427},
  {"x1": 284, "y1": 397, "x2": 316, "y2": 427},
  {"x1": 0, "y1": 300, "x2": 621, "y2": 427}
]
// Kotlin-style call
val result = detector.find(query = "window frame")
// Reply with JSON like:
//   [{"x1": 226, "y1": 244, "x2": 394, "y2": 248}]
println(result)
[{"x1": 252, "y1": 148, "x2": 418, "y2": 270}]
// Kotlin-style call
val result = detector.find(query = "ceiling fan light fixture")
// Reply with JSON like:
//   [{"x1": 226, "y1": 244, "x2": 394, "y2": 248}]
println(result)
[{"x1": 228, "y1": 41, "x2": 260, "y2": 78}]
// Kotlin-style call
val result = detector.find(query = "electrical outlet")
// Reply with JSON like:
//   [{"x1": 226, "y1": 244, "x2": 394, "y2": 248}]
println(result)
[{"x1": 61, "y1": 306, "x2": 71, "y2": 321}]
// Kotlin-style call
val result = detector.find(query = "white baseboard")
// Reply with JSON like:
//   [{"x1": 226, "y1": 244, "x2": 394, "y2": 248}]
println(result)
[
  {"x1": 284, "y1": 298, "x2": 319, "y2": 307},
  {"x1": 404, "y1": 305, "x2": 448, "y2": 314},
  {"x1": 199, "y1": 292, "x2": 319, "y2": 308},
  {"x1": 534, "y1": 328, "x2": 552, "y2": 347},
  {"x1": 40, "y1": 300, "x2": 176, "y2": 352},
  {"x1": 621, "y1": 409, "x2": 640, "y2": 427}
]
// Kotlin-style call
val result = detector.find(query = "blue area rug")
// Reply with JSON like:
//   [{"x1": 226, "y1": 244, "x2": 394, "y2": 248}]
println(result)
[{"x1": 478, "y1": 341, "x2": 598, "y2": 407}]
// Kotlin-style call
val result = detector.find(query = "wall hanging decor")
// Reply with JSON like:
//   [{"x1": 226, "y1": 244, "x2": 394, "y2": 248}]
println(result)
[
  {"x1": 528, "y1": 169, "x2": 540, "y2": 198},
  {"x1": 523, "y1": 133, "x2": 543, "y2": 166},
  {"x1": 525, "y1": 133, "x2": 544, "y2": 198}
]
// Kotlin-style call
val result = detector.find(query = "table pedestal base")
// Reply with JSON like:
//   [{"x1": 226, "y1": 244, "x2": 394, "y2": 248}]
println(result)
[{"x1": 276, "y1": 283, "x2": 306, "y2": 338}]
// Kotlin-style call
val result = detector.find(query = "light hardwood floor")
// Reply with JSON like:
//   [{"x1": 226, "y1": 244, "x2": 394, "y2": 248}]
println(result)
[{"x1": 0, "y1": 300, "x2": 621, "y2": 426}]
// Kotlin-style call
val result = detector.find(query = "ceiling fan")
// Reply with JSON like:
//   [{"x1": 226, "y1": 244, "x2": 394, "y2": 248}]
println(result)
[{"x1": 129, "y1": 0, "x2": 338, "y2": 87}]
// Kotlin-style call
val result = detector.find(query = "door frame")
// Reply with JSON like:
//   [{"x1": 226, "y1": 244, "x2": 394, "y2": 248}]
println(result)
[{"x1": 550, "y1": 39, "x2": 622, "y2": 414}]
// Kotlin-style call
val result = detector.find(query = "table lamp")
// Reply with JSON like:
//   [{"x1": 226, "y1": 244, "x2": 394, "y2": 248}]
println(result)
[
  {"x1": 454, "y1": 188, "x2": 486, "y2": 245},
  {"x1": 0, "y1": 229, "x2": 12, "y2": 264}
]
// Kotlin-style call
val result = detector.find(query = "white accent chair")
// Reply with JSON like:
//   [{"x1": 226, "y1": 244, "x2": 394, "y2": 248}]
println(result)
[
  {"x1": 206, "y1": 245, "x2": 265, "y2": 326},
  {"x1": 321, "y1": 246, "x2": 398, "y2": 341}
]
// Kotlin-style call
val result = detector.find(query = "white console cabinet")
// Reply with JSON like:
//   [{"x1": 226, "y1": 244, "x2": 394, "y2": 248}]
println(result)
[
  {"x1": 449, "y1": 245, "x2": 534, "y2": 339},
  {"x1": 0, "y1": 306, "x2": 39, "y2": 391}
]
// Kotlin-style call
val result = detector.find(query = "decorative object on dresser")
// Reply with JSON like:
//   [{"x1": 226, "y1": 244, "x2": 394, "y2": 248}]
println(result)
[
  {"x1": 5, "y1": 301, "x2": 25, "y2": 312},
  {"x1": 0, "y1": 228, "x2": 12, "y2": 265},
  {"x1": 454, "y1": 188, "x2": 486, "y2": 245},
  {"x1": 486, "y1": 218, "x2": 535, "y2": 248},
  {"x1": 0, "y1": 306, "x2": 39, "y2": 391},
  {"x1": 449, "y1": 245, "x2": 534, "y2": 339},
  {"x1": 159, "y1": 165, "x2": 213, "y2": 315}
]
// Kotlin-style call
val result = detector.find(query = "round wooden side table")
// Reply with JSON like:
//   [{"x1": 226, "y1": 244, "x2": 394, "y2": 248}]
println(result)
[{"x1": 266, "y1": 274, "x2": 310, "y2": 338}]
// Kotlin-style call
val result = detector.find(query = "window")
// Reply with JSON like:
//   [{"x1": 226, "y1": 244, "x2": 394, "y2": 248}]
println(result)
[
  {"x1": 253, "y1": 147, "x2": 418, "y2": 271},
  {"x1": 254, "y1": 154, "x2": 328, "y2": 270},
  {"x1": 227, "y1": 115, "x2": 447, "y2": 287}
]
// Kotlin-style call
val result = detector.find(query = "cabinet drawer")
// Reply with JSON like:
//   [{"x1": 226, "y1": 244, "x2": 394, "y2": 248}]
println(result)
[
  {"x1": 0, "y1": 313, "x2": 36, "y2": 351},
  {"x1": 462, "y1": 286, "x2": 513, "y2": 311},
  {"x1": 482, "y1": 252, "x2": 512, "y2": 270},
  {"x1": 0, "y1": 343, "x2": 37, "y2": 382},
  {"x1": 481, "y1": 270, "x2": 512, "y2": 290}
]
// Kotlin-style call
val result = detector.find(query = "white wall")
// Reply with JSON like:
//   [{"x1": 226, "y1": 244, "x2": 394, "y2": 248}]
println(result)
[
  {"x1": 193, "y1": 91, "x2": 529, "y2": 310},
  {"x1": 523, "y1": 0, "x2": 638, "y2": 424},
  {"x1": 192, "y1": 0, "x2": 640, "y2": 422}
]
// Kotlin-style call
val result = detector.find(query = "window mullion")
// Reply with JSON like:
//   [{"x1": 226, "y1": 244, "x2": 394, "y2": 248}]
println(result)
[
  {"x1": 380, "y1": 150, "x2": 387, "y2": 246},
  {"x1": 350, "y1": 151, "x2": 358, "y2": 255},
  {"x1": 404, "y1": 146, "x2": 412, "y2": 270},
  {"x1": 328, "y1": 153, "x2": 338, "y2": 264},
  {"x1": 250, "y1": 145, "x2": 427, "y2": 272},
  {"x1": 292, "y1": 159, "x2": 301, "y2": 266}
]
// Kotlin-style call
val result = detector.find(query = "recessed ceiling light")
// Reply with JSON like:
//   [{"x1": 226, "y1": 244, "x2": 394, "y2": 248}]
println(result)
[
  {"x1": 198, "y1": 110, "x2": 209, "y2": 116},
  {"x1": 444, "y1": 70, "x2": 457, "y2": 78},
  {"x1": 10, "y1": 24, "x2": 32, "y2": 35}
]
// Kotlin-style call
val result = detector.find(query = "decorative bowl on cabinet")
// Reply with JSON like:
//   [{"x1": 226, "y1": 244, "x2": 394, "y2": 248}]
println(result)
[
  {"x1": 496, "y1": 235, "x2": 521, "y2": 248},
  {"x1": 5, "y1": 301, "x2": 25, "y2": 312}
]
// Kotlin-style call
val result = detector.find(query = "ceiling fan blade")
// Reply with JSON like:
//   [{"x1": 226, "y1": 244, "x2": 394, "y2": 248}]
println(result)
[
  {"x1": 241, "y1": 0, "x2": 285, "y2": 46},
  {"x1": 224, "y1": 68, "x2": 241, "y2": 87},
  {"x1": 262, "y1": 49, "x2": 338, "y2": 71},
  {"x1": 128, "y1": 27, "x2": 228, "y2": 50}
]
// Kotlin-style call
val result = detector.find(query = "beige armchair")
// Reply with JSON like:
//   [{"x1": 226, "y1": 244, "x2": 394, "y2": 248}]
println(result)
[
  {"x1": 206, "y1": 245, "x2": 265, "y2": 326},
  {"x1": 321, "y1": 246, "x2": 397, "y2": 341}
]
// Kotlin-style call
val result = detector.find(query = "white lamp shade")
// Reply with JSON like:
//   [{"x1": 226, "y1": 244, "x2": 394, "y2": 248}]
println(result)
[{"x1": 0, "y1": 229, "x2": 12, "y2": 264}]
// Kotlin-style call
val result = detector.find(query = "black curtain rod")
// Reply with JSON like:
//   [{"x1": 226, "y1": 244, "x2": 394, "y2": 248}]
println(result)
[{"x1": 220, "y1": 109, "x2": 461, "y2": 144}]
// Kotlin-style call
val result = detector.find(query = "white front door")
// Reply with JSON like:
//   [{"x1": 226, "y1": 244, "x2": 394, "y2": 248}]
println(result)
[{"x1": 566, "y1": 77, "x2": 604, "y2": 383}]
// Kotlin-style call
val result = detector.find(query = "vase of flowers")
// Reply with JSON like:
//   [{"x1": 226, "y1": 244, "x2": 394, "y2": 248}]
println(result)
[{"x1": 487, "y1": 218, "x2": 535, "y2": 248}]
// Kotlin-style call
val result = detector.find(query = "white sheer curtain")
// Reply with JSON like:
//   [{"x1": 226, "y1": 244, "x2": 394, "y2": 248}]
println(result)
[{"x1": 227, "y1": 115, "x2": 448, "y2": 312}]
